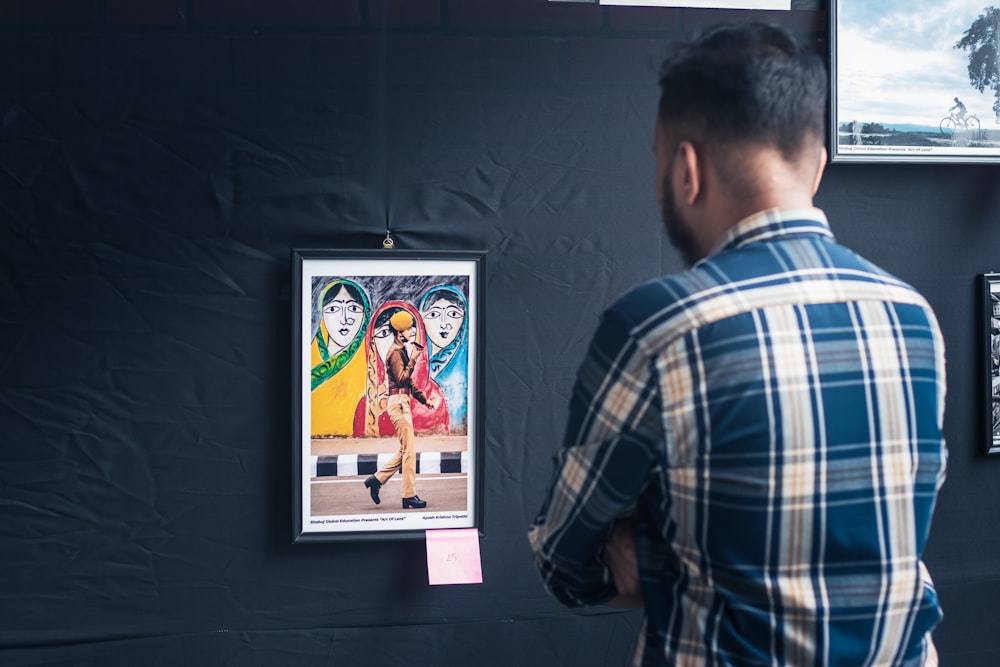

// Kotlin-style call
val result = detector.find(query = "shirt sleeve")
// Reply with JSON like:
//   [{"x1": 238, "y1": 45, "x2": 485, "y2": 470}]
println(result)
[{"x1": 527, "y1": 306, "x2": 664, "y2": 607}]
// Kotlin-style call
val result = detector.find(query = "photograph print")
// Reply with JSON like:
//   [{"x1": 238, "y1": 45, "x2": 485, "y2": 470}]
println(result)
[
  {"x1": 985, "y1": 273, "x2": 1000, "y2": 454},
  {"x1": 292, "y1": 250, "x2": 485, "y2": 541},
  {"x1": 832, "y1": 0, "x2": 1000, "y2": 162}
]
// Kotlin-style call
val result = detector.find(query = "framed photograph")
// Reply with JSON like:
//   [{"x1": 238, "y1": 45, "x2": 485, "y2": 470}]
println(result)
[
  {"x1": 596, "y1": 1, "x2": 789, "y2": 7},
  {"x1": 831, "y1": 1, "x2": 1000, "y2": 163},
  {"x1": 983, "y1": 273, "x2": 1000, "y2": 455},
  {"x1": 292, "y1": 249, "x2": 486, "y2": 541}
]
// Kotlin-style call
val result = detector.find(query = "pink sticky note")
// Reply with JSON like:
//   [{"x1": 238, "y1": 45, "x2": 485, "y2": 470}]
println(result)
[{"x1": 425, "y1": 528, "x2": 483, "y2": 586}]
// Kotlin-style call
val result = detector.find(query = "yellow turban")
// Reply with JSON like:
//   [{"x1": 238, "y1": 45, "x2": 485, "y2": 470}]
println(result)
[{"x1": 389, "y1": 310, "x2": 414, "y2": 332}]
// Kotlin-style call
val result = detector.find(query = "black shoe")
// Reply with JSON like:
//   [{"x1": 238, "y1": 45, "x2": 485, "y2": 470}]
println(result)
[
  {"x1": 364, "y1": 475, "x2": 381, "y2": 505},
  {"x1": 402, "y1": 495, "x2": 427, "y2": 509}
]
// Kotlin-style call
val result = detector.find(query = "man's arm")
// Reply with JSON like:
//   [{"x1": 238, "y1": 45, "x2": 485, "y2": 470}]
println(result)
[
  {"x1": 527, "y1": 307, "x2": 662, "y2": 607},
  {"x1": 411, "y1": 387, "x2": 429, "y2": 406},
  {"x1": 605, "y1": 518, "x2": 642, "y2": 608}
]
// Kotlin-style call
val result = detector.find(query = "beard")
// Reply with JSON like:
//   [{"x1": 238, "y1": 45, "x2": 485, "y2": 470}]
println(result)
[{"x1": 660, "y1": 175, "x2": 699, "y2": 266}]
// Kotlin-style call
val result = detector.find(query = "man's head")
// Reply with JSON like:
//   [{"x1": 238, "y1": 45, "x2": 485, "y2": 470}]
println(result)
[
  {"x1": 657, "y1": 22, "x2": 827, "y2": 167},
  {"x1": 655, "y1": 23, "x2": 828, "y2": 263},
  {"x1": 389, "y1": 310, "x2": 416, "y2": 344}
]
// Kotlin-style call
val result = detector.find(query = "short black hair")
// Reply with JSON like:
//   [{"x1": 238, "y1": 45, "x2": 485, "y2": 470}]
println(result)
[{"x1": 657, "y1": 22, "x2": 827, "y2": 160}]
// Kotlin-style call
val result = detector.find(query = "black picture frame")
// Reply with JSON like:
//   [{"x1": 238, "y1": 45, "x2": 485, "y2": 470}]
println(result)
[
  {"x1": 983, "y1": 273, "x2": 1000, "y2": 455},
  {"x1": 830, "y1": 1, "x2": 1000, "y2": 164},
  {"x1": 292, "y1": 249, "x2": 486, "y2": 542}
]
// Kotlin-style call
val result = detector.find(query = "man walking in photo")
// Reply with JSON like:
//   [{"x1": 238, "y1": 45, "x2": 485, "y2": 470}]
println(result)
[{"x1": 365, "y1": 310, "x2": 438, "y2": 510}]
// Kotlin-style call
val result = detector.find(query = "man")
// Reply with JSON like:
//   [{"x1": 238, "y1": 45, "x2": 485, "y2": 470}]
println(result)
[
  {"x1": 528, "y1": 23, "x2": 947, "y2": 667},
  {"x1": 364, "y1": 309, "x2": 437, "y2": 509},
  {"x1": 950, "y1": 96, "x2": 967, "y2": 122}
]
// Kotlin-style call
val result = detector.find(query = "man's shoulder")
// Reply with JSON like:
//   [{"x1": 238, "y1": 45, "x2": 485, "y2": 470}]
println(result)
[
  {"x1": 602, "y1": 271, "x2": 711, "y2": 335},
  {"x1": 602, "y1": 239, "x2": 931, "y2": 345}
]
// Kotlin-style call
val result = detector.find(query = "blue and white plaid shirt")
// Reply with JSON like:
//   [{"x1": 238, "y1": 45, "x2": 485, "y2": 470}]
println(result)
[{"x1": 529, "y1": 208, "x2": 947, "y2": 666}]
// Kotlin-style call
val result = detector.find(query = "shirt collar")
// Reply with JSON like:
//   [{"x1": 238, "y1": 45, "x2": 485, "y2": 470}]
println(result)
[{"x1": 703, "y1": 207, "x2": 833, "y2": 262}]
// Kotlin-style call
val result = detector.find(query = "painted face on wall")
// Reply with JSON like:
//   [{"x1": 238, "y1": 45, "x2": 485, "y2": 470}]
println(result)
[
  {"x1": 421, "y1": 298, "x2": 465, "y2": 350},
  {"x1": 322, "y1": 285, "x2": 364, "y2": 353},
  {"x1": 373, "y1": 324, "x2": 394, "y2": 362}
]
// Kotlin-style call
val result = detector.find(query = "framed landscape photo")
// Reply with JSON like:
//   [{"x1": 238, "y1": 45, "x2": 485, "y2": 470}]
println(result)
[
  {"x1": 292, "y1": 249, "x2": 486, "y2": 541},
  {"x1": 982, "y1": 273, "x2": 1000, "y2": 455},
  {"x1": 831, "y1": 1, "x2": 1000, "y2": 163}
]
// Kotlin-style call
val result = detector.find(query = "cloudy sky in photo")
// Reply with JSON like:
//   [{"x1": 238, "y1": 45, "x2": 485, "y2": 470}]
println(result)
[{"x1": 836, "y1": 1, "x2": 999, "y2": 127}]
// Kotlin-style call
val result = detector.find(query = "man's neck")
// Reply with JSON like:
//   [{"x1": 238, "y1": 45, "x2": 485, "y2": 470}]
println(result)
[{"x1": 694, "y1": 147, "x2": 824, "y2": 258}]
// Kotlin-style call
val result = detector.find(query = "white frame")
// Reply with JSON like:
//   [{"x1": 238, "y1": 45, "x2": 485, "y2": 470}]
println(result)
[
  {"x1": 831, "y1": 0, "x2": 1000, "y2": 163},
  {"x1": 292, "y1": 249, "x2": 486, "y2": 542}
]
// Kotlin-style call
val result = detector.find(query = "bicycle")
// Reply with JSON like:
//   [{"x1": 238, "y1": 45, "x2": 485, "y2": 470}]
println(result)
[{"x1": 940, "y1": 112, "x2": 981, "y2": 136}]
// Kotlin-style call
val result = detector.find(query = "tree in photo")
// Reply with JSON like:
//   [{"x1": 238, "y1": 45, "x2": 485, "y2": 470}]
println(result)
[{"x1": 955, "y1": 6, "x2": 1000, "y2": 122}]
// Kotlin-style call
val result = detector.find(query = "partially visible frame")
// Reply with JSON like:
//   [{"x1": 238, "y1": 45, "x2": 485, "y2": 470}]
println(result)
[
  {"x1": 550, "y1": 0, "x2": 790, "y2": 6},
  {"x1": 983, "y1": 273, "x2": 1000, "y2": 455},
  {"x1": 596, "y1": 1, "x2": 789, "y2": 7},
  {"x1": 292, "y1": 249, "x2": 486, "y2": 542},
  {"x1": 831, "y1": 1, "x2": 1000, "y2": 163}
]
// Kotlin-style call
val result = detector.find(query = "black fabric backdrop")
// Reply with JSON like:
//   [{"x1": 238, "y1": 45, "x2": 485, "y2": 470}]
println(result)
[{"x1": 2, "y1": 6, "x2": 1000, "y2": 666}]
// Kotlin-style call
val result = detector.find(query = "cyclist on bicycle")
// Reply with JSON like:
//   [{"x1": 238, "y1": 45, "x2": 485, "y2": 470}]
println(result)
[{"x1": 950, "y1": 96, "x2": 968, "y2": 123}]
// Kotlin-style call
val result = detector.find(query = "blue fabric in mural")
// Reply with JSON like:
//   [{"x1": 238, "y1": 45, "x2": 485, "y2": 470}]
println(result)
[{"x1": 419, "y1": 285, "x2": 469, "y2": 435}]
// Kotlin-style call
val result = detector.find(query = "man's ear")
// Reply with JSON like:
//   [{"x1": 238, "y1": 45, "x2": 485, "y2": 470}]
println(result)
[
  {"x1": 811, "y1": 146, "x2": 828, "y2": 196},
  {"x1": 675, "y1": 140, "x2": 701, "y2": 206}
]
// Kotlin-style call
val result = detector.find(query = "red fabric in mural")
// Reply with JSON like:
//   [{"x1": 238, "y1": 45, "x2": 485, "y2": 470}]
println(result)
[{"x1": 353, "y1": 300, "x2": 449, "y2": 437}]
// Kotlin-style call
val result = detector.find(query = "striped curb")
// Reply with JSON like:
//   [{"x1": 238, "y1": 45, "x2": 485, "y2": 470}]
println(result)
[{"x1": 310, "y1": 451, "x2": 469, "y2": 477}]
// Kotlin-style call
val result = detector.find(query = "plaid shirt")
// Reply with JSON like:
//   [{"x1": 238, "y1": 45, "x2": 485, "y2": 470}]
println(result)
[{"x1": 529, "y1": 208, "x2": 947, "y2": 666}]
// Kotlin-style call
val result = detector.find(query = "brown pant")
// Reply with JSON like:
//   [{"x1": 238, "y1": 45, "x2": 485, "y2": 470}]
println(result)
[{"x1": 375, "y1": 394, "x2": 416, "y2": 498}]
